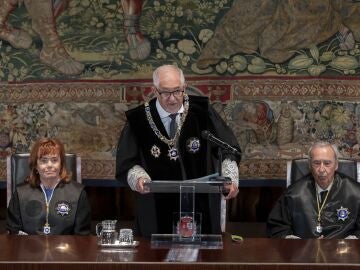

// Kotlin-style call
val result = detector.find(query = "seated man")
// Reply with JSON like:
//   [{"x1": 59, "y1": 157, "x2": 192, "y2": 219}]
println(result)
[{"x1": 267, "y1": 141, "x2": 360, "y2": 239}]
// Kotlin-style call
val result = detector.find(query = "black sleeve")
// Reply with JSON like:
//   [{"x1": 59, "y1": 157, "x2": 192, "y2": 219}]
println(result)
[
  {"x1": 266, "y1": 193, "x2": 294, "y2": 238},
  {"x1": 349, "y1": 183, "x2": 360, "y2": 238},
  {"x1": 353, "y1": 211, "x2": 360, "y2": 238},
  {"x1": 6, "y1": 190, "x2": 23, "y2": 234},
  {"x1": 115, "y1": 122, "x2": 142, "y2": 185},
  {"x1": 352, "y1": 210, "x2": 360, "y2": 238},
  {"x1": 73, "y1": 189, "x2": 91, "y2": 235},
  {"x1": 208, "y1": 104, "x2": 241, "y2": 163}
]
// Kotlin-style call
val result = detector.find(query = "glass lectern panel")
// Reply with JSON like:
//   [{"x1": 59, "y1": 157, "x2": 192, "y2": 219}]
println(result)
[{"x1": 147, "y1": 174, "x2": 226, "y2": 249}]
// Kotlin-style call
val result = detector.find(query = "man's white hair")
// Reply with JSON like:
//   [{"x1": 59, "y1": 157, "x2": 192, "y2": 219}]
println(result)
[
  {"x1": 152, "y1": 65, "x2": 185, "y2": 88},
  {"x1": 308, "y1": 141, "x2": 340, "y2": 163}
]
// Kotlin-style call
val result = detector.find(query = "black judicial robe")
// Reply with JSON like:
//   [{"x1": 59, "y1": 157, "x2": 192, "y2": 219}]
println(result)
[
  {"x1": 7, "y1": 181, "x2": 91, "y2": 235},
  {"x1": 116, "y1": 95, "x2": 240, "y2": 237},
  {"x1": 267, "y1": 173, "x2": 360, "y2": 238}
]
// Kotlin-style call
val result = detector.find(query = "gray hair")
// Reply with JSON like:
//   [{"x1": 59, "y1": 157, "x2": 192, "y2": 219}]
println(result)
[
  {"x1": 152, "y1": 65, "x2": 185, "y2": 88},
  {"x1": 308, "y1": 141, "x2": 340, "y2": 163}
]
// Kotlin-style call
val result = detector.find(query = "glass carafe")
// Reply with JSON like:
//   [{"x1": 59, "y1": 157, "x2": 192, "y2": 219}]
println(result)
[{"x1": 96, "y1": 220, "x2": 117, "y2": 244}]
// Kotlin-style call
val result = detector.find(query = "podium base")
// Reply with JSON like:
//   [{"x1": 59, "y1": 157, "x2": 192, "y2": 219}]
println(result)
[{"x1": 151, "y1": 234, "x2": 223, "y2": 249}]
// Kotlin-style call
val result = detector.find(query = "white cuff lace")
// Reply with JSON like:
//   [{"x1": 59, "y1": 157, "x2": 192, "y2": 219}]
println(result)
[
  {"x1": 127, "y1": 165, "x2": 151, "y2": 191},
  {"x1": 285, "y1": 235, "x2": 301, "y2": 239},
  {"x1": 345, "y1": 235, "x2": 358, "y2": 239},
  {"x1": 221, "y1": 159, "x2": 239, "y2": 187}
]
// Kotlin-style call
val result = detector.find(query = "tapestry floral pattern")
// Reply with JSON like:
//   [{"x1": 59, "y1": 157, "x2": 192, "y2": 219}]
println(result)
[{"x1": 0, "y1": 0, "x2": 360, "y2": 181}]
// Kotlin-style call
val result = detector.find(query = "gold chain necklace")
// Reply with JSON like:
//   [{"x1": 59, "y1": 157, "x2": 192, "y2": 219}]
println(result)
[
  {"x1": 41, "y1": 184, "x2": 56, "y2": 235},
  {"x1": 315, "y1": 184, "x2": 333, "y2": 234},
  {"x1": 144, "y1": 94, "x2": 189, "y2": 161},
  {"x1": 144, "y1": 94, "x2": 189, "y2": 147}
]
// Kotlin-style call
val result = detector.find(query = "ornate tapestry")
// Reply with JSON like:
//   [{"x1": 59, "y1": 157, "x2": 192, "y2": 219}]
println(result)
[{"x1": 1, "y1": 0, "x2": 360, "y2": 182}]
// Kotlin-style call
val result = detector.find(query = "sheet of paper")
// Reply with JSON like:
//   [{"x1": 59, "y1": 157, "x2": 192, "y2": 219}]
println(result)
[{"x1": 165, "y1": 247, "x2": 199, "y2": 262}]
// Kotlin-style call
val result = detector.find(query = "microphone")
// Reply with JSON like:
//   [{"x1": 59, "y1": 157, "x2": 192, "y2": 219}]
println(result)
[{"x1": 201, "y1": 130, "x2": 241, "y2": 156}]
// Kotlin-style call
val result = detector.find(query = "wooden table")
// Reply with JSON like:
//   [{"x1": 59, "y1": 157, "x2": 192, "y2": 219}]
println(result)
[{"x1": 1, "y1": 234, "x2": 360, "y2": 269}]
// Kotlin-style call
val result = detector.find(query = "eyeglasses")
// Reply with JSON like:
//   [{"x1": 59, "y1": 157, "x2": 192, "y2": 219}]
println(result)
[{"x1": 156, "y1": 87, "x2": 184, "y2": 98}]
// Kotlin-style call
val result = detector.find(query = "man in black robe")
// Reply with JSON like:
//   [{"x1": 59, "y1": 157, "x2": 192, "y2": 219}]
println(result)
[
  {"x1": 116, "y1": 64, "x2": 241, "y2": 237},
  {"x1": 267, "y1": 141, "x2": 360, "y2": 239}
]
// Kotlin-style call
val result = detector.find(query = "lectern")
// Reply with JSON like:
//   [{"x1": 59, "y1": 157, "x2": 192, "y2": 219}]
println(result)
[{"x1": 145, "y1": 173, "x2": 229, "y2": 249}]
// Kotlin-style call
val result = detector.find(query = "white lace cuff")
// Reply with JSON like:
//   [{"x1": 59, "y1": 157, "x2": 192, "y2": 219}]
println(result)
[
  {"x1": 221, "y1": 159, "x2": 239, "y2": 187},
  {"x1": 345, "y1": 235, "x2": 358, "y2": 239},
  {"x1": 285, "y1": 235, "x2": 301, "y2": 239},
  {"x1": 127, "y1": 165, "x2": 151, "y2": 191}
]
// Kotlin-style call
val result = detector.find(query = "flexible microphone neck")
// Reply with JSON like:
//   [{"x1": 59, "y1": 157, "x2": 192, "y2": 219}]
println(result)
[{"x1": 201, "y1": 130, "x2": 241, "y2": 157}]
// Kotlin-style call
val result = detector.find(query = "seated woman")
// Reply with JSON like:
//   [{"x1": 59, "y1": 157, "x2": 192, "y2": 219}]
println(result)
[{"x1": 7, "y1": 138, "x2": 91, "y2": 235}]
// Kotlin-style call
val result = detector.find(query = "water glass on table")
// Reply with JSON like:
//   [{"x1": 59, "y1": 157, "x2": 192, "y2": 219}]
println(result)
[{"x1": 119, "y1": 228, "x2": 133, "y2": 243}]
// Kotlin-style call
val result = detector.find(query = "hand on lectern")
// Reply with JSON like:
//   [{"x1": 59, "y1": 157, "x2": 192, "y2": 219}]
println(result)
[
  {"x1": 223, "y1": 182, "x2": 239, "y2": 200},
  {"x1": 136, "y1": 177, "x2": 150, "y2": 194}
]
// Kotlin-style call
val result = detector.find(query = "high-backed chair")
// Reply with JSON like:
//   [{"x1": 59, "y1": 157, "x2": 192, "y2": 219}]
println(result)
[
  {"x1": 286, "y1": 158, "x2": 360, "y2": 187},
  {"x1": 6, "y1": 153, "x2": 81, "y2": 206}
]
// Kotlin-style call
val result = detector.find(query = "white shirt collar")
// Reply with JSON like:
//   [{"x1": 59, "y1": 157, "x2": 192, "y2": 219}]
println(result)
[
  {"x1": 315, "y1": 179, "x2": 334, "y2": 194},
  {"x1": 155, "y1": 99, "x2": 184, "y2": 119}
]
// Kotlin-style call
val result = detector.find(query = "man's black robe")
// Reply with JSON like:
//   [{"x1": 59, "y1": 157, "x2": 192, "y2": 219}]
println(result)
[
  {"x1": 267, "y1": 173, "x2": 360, "y2": 238},
  {"x1": 116, "y1": 95, "x2": 240, "y2": 237}
]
